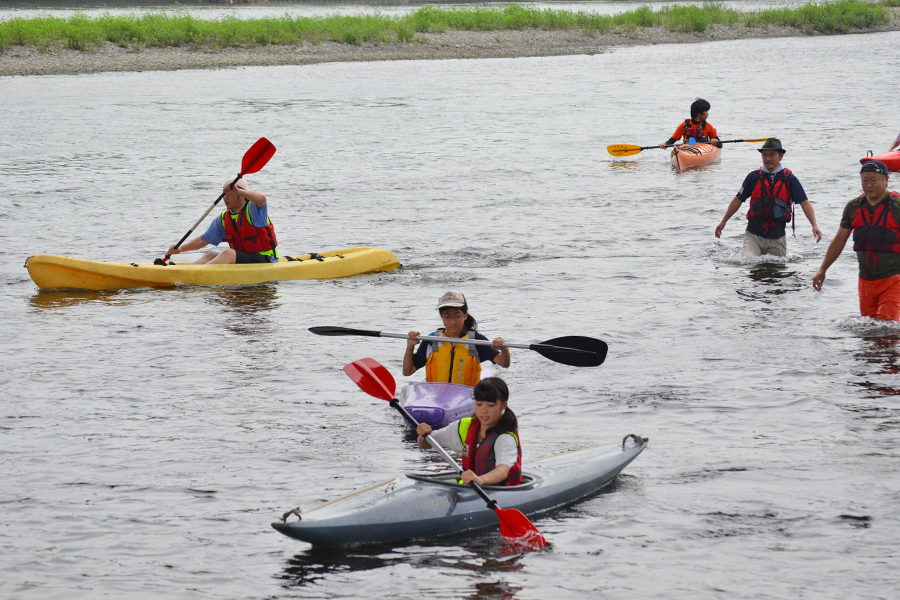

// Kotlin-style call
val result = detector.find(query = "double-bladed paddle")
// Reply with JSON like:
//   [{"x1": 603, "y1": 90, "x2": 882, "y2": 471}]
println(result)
[
  {"x1": 310, "y1": 326, "x2": 607, "y2": 368},
  {"x1": 343, "y1": 357, "x2": 547, "y2": 550},
  {"x1": 607, "y1": 137, "x2": 772, "y2": 157},
  {"x1": 155, "y1": 137, "x2": 277, "y2": 265}
]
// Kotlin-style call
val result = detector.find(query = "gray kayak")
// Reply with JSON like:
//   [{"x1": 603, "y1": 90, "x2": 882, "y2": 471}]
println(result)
[{"x1": 272, "y1": 435, "x2": 647, "y2": 547}]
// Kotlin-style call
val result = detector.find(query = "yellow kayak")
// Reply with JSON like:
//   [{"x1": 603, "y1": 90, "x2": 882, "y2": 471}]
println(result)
[{"x1": 25, "y1": 247, "x2": 400, "y2": 291}]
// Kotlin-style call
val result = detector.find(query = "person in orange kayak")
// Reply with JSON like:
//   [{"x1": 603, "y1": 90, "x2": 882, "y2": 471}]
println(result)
[
  {"x1": 416, "y1": 377, "x2": 522, "y2": 486},
  {"x1": 658, "y1": 98, "x2": 721, "y2": 149},
  {"x1": 813, "y1": 161, "x2": 900, "y2": 320},
  {"x1": 403, "y1": 291, "x2": 511, "y2": 386},
  {"x1": 165, "y1": 177, "x2": 278, "y2": 265},
  {"x1": 715, "y1": 138, "x2": 822, "y2": 256}
]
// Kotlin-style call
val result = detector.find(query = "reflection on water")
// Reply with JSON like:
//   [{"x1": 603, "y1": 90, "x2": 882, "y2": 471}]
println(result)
[
  {"x1": 27, "y1": 288, "x2": 136, "y2": 310},
  {"x1": 734, "y1": 262, "x2": 801, "y2": 302},
  {"x1": 205, "y1": 284, "x2": 280, "y2": 336},
  {"x1": 851, "y1": 334, "x2": 900, "y2": 397},
  {"x1": 279, "y1": 537, "x2": 525, "y2": 592},
  {"x1": 466, "y1": 581, "x2": 521, "y2": 600},
  {"x1": 608, "y1": 160, "x2": 640, "y2": 171}
]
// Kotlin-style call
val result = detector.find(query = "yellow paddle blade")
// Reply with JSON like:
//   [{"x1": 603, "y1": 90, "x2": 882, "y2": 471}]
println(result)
[
  {"x1": 607, "y1": 144, "x2": 643, "y2": 157},
  {"x1": 743, "y1": 137, "x2": 773, "y2": 143}
]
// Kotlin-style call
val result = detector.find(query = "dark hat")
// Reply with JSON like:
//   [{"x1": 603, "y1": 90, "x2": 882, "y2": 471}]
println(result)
[
  {"x1": 860, "y1": 160, "x2": 889, "y2": 176},
  {"x1": 758, "y1": 138, "x2": 786, "y2": 154}
]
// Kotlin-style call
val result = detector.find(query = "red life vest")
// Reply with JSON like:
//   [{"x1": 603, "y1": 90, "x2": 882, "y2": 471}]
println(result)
[
  {"x1": 682, "y1": 118, "x2": 710, "y2": 143},
  {"x1": 459, "y1": 417, "x2": 522, "y2": 486},
  {"x1": 747, "y1": 168, "x2": 793, "y2": 234},
  {"x1": 221, "y1": 202, "x2": 278, "y2": 256},
  {"x1": 851, "y1": 192, "x2": 900, "y2": 254}
]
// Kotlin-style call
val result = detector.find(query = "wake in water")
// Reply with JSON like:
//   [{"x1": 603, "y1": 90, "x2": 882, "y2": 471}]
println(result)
[
  {"x1": 835, "y1": 316, "x2": 900, "y2": 336},
  {"x1": 710, "y1": 242, "x2": 807, "y2": 266}
]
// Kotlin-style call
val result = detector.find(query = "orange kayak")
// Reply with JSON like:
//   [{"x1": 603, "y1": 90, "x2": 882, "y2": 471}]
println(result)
[
  {"x1": 670, "y1": 143, "x2": 722, "y2": 170},
  {"x1": 860, "y1": 150, "x2": 900, "y2": 172}
]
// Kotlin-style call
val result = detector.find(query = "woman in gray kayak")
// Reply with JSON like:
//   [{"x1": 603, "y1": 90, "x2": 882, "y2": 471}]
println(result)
[
  {"x1": 403, "y1": 291, "x2": 511, "y2": 387},
  {"x1": 415, "y1": 377, "x2": 522, "y2": 486}
]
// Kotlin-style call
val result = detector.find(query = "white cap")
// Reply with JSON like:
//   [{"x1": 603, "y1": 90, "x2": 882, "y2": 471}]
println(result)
[{"x1": 437, "y1": 291, "x2": 467, "y2": 310}]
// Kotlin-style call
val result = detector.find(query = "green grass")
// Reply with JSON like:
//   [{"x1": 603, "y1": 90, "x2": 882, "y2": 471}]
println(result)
[{"x1": 0, "y1": 1, "x2": 894, "y2": 52}]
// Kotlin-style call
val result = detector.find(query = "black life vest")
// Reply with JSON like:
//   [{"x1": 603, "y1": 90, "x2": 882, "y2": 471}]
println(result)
[
  {"x1": 851, "y1": 191, "x2": 900, "y2": 254},
  {"x1": 747, "y1": 168, "x2": 794, "y2": 235},
  {"x1": 221, "y1": 202, "x2": 278, "y2": 256}
]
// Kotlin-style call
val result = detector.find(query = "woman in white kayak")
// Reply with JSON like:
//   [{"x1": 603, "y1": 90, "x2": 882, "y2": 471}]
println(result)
[
  {"x1": 416, "y1": 377, "x2": 522, "y2": 486},
  {"x1": 403, "y1": 291, "x2": 511, "y2": 386}
]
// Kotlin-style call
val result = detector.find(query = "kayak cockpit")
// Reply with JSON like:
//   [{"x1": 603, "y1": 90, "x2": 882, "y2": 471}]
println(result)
[{"x1": 405, "y1": 471, "x2": 540, "y2": 491}]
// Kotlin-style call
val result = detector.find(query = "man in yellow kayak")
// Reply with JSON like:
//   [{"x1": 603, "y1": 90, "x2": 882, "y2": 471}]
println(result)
[
  {"x1": 165, "y1": 177, "x2": 278, "y2": 264},
  {"x1": 715, "y1": 138, "x2": 822, "y2": 256},
  {"x1": 403, "y1": 291, "x2": 510, "y2": 386}
]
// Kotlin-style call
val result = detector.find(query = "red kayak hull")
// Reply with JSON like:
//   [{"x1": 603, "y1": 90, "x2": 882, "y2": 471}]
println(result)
[{"x1": 860, "y1": 151, "x2": 900, "y2": 172}]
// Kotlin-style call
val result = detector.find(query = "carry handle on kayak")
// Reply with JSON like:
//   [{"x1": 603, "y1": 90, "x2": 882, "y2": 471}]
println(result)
[{"x1": 343, "y1": 358, "x2": 547, "y2": 549}]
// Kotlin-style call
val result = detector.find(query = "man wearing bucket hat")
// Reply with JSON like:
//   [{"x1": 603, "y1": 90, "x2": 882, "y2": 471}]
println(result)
[
  {"x1": 403, "y1": 291, "x2": 510, "y2": 387},
  {"x1": 813, "y1": 161, "x2": 900, "y2": 320},
  {"x1": 715, "y1": 138, "x2": 822, "y2": 256}
]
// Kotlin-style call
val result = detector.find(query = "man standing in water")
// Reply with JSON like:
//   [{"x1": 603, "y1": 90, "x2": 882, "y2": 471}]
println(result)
[
  {"x1": 813, "y1": 161, "x2": 900, "y2": 321},
  {"x1": 166, "y1": 177, "x2": 278, "y2": 264},
  {"x1": 715, "y1": 138, "x2": 822, "y2": 256}
]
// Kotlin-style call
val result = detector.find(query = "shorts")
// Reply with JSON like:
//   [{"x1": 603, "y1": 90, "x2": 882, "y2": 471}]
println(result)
[
  {"x1": 742, "y1": 231, "x2": 786, "y2": 257},
  {"x1": 235, "y1": 251, "x2": 271, "y2": 264},
  {"x1": 859, "y1": 275, "x2": 900, "y2": 321}
]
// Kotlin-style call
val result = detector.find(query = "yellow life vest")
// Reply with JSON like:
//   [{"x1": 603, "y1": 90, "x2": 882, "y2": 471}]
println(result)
[{"x1": 424, "y1": 328, "x2": 482, "y2": 386}]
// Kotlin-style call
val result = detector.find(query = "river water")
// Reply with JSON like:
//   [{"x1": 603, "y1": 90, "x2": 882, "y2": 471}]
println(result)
[{"x1": 2, "y1": 31, "x2": 899, "y2": 600}]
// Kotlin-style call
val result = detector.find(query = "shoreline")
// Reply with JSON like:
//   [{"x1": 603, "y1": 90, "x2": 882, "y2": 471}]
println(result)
[{"x1": 3, "y1": 19, "x2": 900, "y2": 76}]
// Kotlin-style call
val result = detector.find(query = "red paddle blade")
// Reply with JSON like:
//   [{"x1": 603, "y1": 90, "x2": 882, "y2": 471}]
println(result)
[
  {"x1": 343, "y1": 358, "x2": 396, "y2": 401},
  {"x1": 495, "y1": 507, "x2": 546, "y2": 550},
  {"x1": 240, "y1": 137, "x2": 276, "y2": 175}
]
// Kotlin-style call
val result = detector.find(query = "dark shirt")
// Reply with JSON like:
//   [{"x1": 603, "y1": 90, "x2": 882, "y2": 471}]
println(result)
[
  {"x1": 840, "y1": 193, "x2": 900, "y2": 281},
  {"x1": 737, "y1": 167, "x2": 808, "y2": 239},
  {"x1": 412, "y1": 331, "x2": 500, "y2": 370}
]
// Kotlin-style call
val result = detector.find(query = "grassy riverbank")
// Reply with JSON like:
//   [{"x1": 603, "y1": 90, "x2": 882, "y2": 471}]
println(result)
[{"x1": 0, "y1": 1, "x2": 896, "y2": 51}]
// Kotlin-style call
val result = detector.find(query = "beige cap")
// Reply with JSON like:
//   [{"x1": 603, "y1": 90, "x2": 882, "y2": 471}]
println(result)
[
  {"x1": 437, "y1": 291, "x2": 467, "y2": 310},
  {"x1": 224, "y1": 176, "x2": 248, "y2": 190}
]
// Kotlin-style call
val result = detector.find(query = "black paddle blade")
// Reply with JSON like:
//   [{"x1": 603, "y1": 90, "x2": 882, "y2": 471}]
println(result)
[
  {"x1": 532, "y1": 336, "x2": 608, "y2": 367},
  {"x1": 309, "y1": 326, "x2": 381, "y2": 337}
]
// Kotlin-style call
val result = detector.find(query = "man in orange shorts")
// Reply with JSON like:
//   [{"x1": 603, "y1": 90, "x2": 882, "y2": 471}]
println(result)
[{"x1": 813, "y1": 161, "x2": 900, "y2": 320}]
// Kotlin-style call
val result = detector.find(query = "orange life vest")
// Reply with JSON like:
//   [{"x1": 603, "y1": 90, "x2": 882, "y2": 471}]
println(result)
[{"x1": 424, "y1": 329, "x2": 482, "y2": 386}]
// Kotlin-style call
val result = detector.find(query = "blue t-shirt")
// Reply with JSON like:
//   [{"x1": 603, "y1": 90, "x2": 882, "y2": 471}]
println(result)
[
  {"x1": 200, "y1": 202, "x2": 277, "y2": 262},
  {"x1": 737, "y1": 166, "x2": 807, "y2": 239},
  {"x1": 412, "y1": 331, "x2": 500, "y2": 370}
]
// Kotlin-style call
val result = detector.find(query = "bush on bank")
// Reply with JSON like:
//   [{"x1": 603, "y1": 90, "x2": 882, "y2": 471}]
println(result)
[{"x1": 0, "y1": 0, "x2": 893, "y2": 52}]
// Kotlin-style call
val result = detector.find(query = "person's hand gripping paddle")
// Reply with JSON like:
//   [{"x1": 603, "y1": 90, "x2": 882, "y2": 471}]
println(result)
[
  {"x1": 311, "y1": 326, "x2": 608, "y2": 368},
  {"x1": 155, "y1": 137, "x2": 276, "y2": 265},
  {"x1": 343, "y1": 358, "x2": 547, "y2": 550}
]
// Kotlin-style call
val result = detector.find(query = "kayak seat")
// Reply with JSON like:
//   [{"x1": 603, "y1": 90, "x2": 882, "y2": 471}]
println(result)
[{"x1": 406, "y1": 472, "x2": 538, "y2": 491}]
